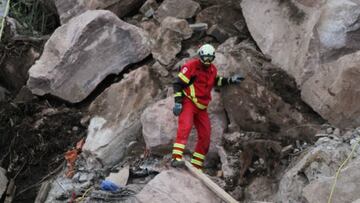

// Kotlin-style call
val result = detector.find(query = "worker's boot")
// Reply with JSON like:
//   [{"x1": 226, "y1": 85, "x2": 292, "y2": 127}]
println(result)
[{"x1": 170, "y1": 158, "x2": 185, "y2": 168}]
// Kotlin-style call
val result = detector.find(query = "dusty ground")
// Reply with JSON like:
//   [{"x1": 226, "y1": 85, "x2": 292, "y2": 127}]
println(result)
[{"x1": 0, "y1": 99, "x2": 87, "y2": 202}]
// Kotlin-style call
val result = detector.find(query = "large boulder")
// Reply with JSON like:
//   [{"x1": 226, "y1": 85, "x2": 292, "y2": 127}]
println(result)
[
  {"x1": 241, "y1": 0, "x2": 360, "y2": 127},
  {"x1": 214, "y1": 38, "x2": 321, "y2": 138},
  {"x1": 244, "y1": 176, "x2": 277, "y2": 202},
  {"x1": 301, "y1": 51, "x2": 360, "y2": 128},
  {"x1": 152, "y1": 16, "x2": 193, "y2": 65},
  {"x1": 196, "y1": 5, "x2": 247, "y2": 42},
  {"x1": 154, "y1": 0, "x2": 201, "y2": 23},
  {"x1": 303, "y1": 159, "x2": 360, "y2": 203},
  {"x1": 27, "y1": 10, "x2": 151, "y2": 103},
  {"x1": 141, "y1": 91, "x2": 227, "y2": 161},
  {"x1": 83, "y1": 66, "x2": 159, "y2": 167},
  {"x1": 136, "y1": 169, "x2": 221, "y2": 203},
  {"x1": 0, "y1": 167, "x2": 7, "y2": 198},
  {"x1": 54, "y1": 0, "x2": 145, "y2": 24},
  {"x1": 276, "y1": 136, "x2": 352, "y2": 202}
]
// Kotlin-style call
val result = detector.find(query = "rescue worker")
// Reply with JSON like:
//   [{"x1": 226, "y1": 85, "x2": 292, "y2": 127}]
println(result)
[{"x1": 171, "y1": 44, "x2": 244, "y2": 170}]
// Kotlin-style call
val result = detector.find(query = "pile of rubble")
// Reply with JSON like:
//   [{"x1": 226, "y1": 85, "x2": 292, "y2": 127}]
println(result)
[{"x1": 1, "y1": 0, "x2": 360, "y2": 202}]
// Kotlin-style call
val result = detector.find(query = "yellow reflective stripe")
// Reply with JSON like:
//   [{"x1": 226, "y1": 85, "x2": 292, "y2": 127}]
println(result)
[
  {"x1": 174, "y1": 143, "x2": 185, "y2": 149},
  {"x1": 172, "y1": 149, "x2": 183, "y2": 156},
  {"x1": 191, "y1": 159, "x2": 203, "y2": 166},
  {"x1": 178, "y1": 73, "x2": 190, "y2": 84},
  {"x1": 194, "y1": 102, "x2": 207, "y2": 110},
  {"x1": 174, "y1": 92, "x2": 182, "y2": 97},
  {"x1": 217, "y1": 77, "x2": 223, "y2": 86},
  {"x1": 182, "y1": 90, "x2": 207, "y2": 110},
  {"x1": 189, "y1": 84, "x2": 196, "y2": 98},
  {"x1": 193, "y1": 152, "x2": 205, "y2": 160}
]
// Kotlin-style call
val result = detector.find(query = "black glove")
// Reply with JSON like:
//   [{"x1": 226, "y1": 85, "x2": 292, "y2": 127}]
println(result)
[
  {"x1": 228, "y1": 74, "x2": 245, "y2": 85},
  {"x1": 173, "y1": 103, "x2": 183, "y2": 116}
]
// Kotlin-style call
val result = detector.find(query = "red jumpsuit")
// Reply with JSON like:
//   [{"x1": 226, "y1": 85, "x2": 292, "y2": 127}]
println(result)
[{"x1": 172, "y1": 58, "x2": 222, "y2": 169}]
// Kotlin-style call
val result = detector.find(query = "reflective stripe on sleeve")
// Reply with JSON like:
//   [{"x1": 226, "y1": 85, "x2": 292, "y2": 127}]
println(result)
[
  {"x1": 178, "y1": 72, "x2": 190, "y2": 84},
  {"x1": 217, "y1": 77, "x2": 223, "y2": 86}
]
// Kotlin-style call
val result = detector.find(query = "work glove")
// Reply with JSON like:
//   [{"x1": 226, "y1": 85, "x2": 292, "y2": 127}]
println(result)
[
  {"x1": 173, "y1": 103, "x2": 183, "y2": 116},
  {"x1": 228, "y1": 74, "x2": 245, "y2": 85}
]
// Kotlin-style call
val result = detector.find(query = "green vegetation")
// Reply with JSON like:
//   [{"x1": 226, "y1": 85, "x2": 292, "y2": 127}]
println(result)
[
  {"x1": 0, "y1": 0, "x2": 11, "y2": 41},
  {"x1": 8, "y1": 0, "x2": 59, "y2": 36}
]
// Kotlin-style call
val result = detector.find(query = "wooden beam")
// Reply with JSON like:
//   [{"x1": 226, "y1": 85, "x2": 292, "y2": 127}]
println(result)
[{"x1": 184, "y1": 160, "x2": 239, "y2": 203}]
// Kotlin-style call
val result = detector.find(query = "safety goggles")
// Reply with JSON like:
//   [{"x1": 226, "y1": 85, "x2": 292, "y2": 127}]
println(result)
[{"x1": 200, "y1": 55, "x2": 215, "y2": 63}]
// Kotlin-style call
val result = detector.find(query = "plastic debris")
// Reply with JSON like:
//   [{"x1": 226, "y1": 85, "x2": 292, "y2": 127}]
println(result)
[{"x1": 100, "y1": 180, "x2": 120, "y2": 192}]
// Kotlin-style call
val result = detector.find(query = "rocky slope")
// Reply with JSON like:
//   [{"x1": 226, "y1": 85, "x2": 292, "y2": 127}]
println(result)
[{"x1": 1, "y1": 0, "x2": 360, "y2": 202}]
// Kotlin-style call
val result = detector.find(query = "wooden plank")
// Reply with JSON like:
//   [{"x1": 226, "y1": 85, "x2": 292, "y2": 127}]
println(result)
[{"x1": 184, "y1": 160, "x2": 239, "y2": 203}]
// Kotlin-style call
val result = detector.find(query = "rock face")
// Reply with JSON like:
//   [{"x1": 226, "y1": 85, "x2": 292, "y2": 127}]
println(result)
[
  {"x1": 245, "y1": 176, "x2": 277, "y2": 201},
  {"x1": 276, "y1": 137, "x2": 352, "y2": 203},
  {"x1": 154, "y1": 0, "x2": 201, "y2": 23},
  {"x1": 0, "y1": 167, "x2": 7, "y2": 198},
  {"x1": 241, "y1": 0, "x2": 360, "y2": 127},
  {"x1": 303, "y1": 159, "x2": 360, "y2": 203},
  {"x1": 196, "y1": 5, "x2": 247, "y2": 41},
  {"x1": 240, "y1": 0, "x2": 322, "y2": 84},
  {"x1": 27, "y1": 10, "x2": 151, "y2": 103},
  {"x1": 136, "y1": 169, "x2": 221, "y2": 203},
  {"x1": 141, "y1": 92, "x2": 227, "y2": 160},
  {"x1": 83, "y1": 66, "x2": 159, "y2": 166},
  {"x1": 152, "y1": 17, "x2": 193, "y2": 65},
  {"x1": 54, "y1": 0, "x2": 145, "y2": 24},
  {"x1": 301, "y1": 51, "x2": 360, "y2": 128},
  {"x1": 214, "y1": 38, "x2": 320, "y2": 138}
]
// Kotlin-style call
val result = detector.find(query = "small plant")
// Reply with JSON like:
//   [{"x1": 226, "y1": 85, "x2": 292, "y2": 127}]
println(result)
[
  {"x1": 7, "y1": 0, "x2": 58, "y2": 37},
  {"x1": 0, "y1": 0, "x2": 11, "y2": 41}
]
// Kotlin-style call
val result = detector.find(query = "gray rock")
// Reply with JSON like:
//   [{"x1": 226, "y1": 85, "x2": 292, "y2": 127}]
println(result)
[
  {"x1": 245, "y1": 176, "x2": 276, "y2": 202},
  {"x1": 54, "y1": 0, "x2": 145, "y2": 24},
  {"x1": 154, "y1": 0, "x2": 200, "y2": 23},
  {"x1": 207, "y1": 24, "x2": 229, "y2": 43},
  {"x1": 303, "y1": 159, "x2": 360, "y2": 203},
  {"x1": 152, "y1": 17, "x2": 192, "y2": 65},
  {"x1": 83, "y1": 66, "x2": 159, "y2": 167},
  {"x1": 136, "y1": 169, "x2": 221, "y2": 203},
  {"x1": 140, "y1": 0, "x2": 159, "y2": 18},
  {"x1": 241, "y1": 0, "x2": 360, "y2": 128},
  {"x1": 0, "y1": 168, "x2": 7, "y2": 198},
  {"x1": 214, "y1": 37, "x2": 320, "y2": 138},
  {"x1": 276, "y1": 139, "x2": 351, "y2": 202},
  {"x1": 151, "y1": 62, "x2": 169, "y2": 77},
  {"x1": 196, "y1": 5, "x2": 246, "y2": 38},
  {"x1": 27, "y1": 10, "x2": 151, "y2": 103},
  {"x1": 140, "y1": 96, "x2": 177, "y2": 152}
]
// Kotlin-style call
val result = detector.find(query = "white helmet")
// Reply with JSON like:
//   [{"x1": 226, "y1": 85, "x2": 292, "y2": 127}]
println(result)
[{"x1": 198, "y1": 44, "x2": 215, "y2": 65}]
